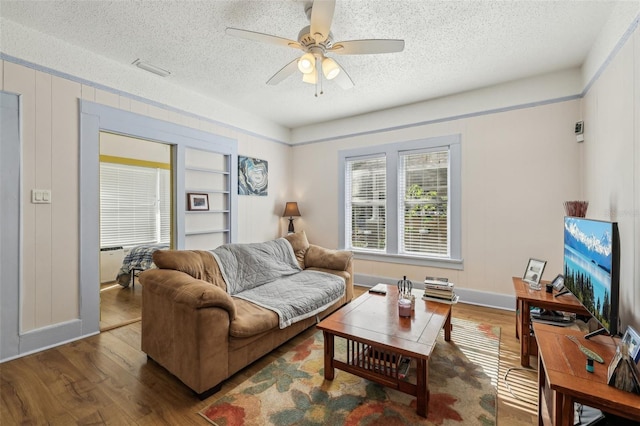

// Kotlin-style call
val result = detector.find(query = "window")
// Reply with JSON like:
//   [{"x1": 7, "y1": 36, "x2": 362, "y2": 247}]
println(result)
[
  {"x1": 345, "y1": 155, "x2": 387, "y2": 251},
  {"x1": 399, "y1": 149, "x2": 449, "y2": 257},
  {"x1": 339, "y1": 135, "x2": 461, "y2": 268},
  {"x1": 100, "y1": 161, "x2": 171, "y2": 247}
]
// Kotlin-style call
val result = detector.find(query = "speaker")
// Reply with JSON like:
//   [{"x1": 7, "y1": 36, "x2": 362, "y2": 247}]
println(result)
[{"x1": 575, "y1": 121, "x2": 584, "y2": 142}]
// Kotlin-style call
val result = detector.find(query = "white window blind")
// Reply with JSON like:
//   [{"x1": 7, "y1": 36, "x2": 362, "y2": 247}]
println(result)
[
  {"x1": 345, "y1": 155, "x2": 386, "y2": 251},
  {"x1": 100, "y1": 162, "x2": 170, "y2": 247},
  {"x1": 399, "y1": 150, "x2": 449, "y2": 256}
]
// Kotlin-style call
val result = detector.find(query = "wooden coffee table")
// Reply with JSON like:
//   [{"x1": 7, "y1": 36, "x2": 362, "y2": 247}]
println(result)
[{"x1": 317, "y1": 285, "x2": 452, "y2": 417}]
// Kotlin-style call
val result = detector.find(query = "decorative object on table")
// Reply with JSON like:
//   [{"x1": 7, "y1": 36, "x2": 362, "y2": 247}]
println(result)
[
  {"x1": 564, "y1": 200, "x2": 588, "y2": 217},
  {"x1": 187, "y1": 193, "x2": 209, "y2": 211},
  {"x1": 607, "y1": 341, "x2": 640, "y2": 394},
  {"x1": 523, "y1": 258, "x2": 546, "y2": 290},
  {"x1": 566, "y1": 335, "x2": 604, "y2": 363},
  {"x1": 238, "y1": 156, "x2": 268, "y2": 196},
  {"x1": 398, "y1": 297, "x2": 412, "y2": 317},
  {"x1": 622, "y1": 326, "x2": 640, "y2": 364},
  {"x1": 396, "y1": 275, "x2": 413, "y2": 296},
  {"x1": 396, "y1": 276, "x2": 413, "y2": 316},
  {"x1": 282, "y1": 202, "x2": 302, "y2": 233},
  {"x1": 423, "y1": 276, "x2": 457, "y2": 302}
]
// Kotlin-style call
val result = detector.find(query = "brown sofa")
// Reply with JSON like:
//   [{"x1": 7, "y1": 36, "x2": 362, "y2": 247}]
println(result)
[{"x1": 138, "y1": 232, "x2": 353, "y2": 398}]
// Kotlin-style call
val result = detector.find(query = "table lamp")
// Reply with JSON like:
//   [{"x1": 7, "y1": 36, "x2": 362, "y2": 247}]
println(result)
[{"x1": 283, "y1": 202, "x2": 301, "y2": 233}]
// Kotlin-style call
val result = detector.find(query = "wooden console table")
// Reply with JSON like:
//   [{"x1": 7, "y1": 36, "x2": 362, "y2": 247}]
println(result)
[
  {"x1": 535, "y1": 322, "x2": 640, "y2": 425},
  {"x1": 513, "y1": 277, "x2": 590, "y2": 367}
]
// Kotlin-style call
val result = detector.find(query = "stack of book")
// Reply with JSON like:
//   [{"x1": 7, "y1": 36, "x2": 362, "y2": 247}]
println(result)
[{"x1": 423, "y1": 277, "x2": 458, "y2": 303}]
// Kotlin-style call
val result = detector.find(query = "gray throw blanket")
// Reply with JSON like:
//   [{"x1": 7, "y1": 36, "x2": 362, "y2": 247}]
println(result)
[{"x1": 212, "y1": 239, "x2": 345, "y2": 328}]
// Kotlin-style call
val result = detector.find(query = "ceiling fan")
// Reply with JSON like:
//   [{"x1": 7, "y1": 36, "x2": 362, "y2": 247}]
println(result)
[{"x1": 226, "y1": 0, "x2": 404, "y2": 95}]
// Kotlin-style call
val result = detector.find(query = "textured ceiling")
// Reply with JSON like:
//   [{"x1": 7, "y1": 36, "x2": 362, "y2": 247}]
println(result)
[{"x1": 0, "y1": 0, "x2": 619, "y2": 129}]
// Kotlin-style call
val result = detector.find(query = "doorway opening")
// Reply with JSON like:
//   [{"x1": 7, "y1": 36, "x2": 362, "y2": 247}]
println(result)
[{"x1": 98, "y1": 131, "x2": 173, "y2": 331}]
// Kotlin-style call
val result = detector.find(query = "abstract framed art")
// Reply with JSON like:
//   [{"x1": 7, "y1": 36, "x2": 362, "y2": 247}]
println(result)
[{"x1": 238, "y1": 156, "x2": 268, "y2": 196}]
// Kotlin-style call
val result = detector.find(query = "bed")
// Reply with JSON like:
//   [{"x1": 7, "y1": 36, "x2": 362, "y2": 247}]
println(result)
[{"x1": 116, "y1": 244, "x2": 169, "y2": 287}]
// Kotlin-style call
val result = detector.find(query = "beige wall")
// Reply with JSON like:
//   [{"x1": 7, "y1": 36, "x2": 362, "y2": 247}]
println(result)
[
  {"x1": 1, "y1": 60, "x2": 291, "y2": 333},
  {"x1": 581, "y1": 25, "x2": 639, "y2": 332},
  {"x1": 292, "y1": 99, "x2": 582, "y2": 298}
]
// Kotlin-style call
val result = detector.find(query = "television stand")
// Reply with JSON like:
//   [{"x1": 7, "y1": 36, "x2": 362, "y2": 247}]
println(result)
[
  {"x1": 512, "y1": 277, "x2": 591, "y2": 367},
  {"x1": 534, "y1": 323, "x2": 640, "y2": 425}
]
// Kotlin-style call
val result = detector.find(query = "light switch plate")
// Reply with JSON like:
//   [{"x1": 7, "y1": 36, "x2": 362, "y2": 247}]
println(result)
[{"x1": 31, "y1": 189, "x2": 52, "y2": 204}]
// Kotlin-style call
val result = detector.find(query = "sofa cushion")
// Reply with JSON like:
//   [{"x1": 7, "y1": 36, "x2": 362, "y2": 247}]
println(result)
[
  {"x1": 234, "y1": 270, "x2": 345, "y2": 329},
  {"x1": 153, "y1": 250, "x2": 227, "y2": 291},
  {"x1": 284, "y1": 231, "x2": 309, "y2": 269},
  {"x1": 229, "y1": 298, "x2": 279, "y2": 338},
  {"x1": 305, "y1": 244, "x2": 353, "y2": 271}
]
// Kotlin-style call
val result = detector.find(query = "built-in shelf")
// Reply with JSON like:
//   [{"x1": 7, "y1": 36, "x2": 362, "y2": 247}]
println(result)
[
  {"x1": 185, "y1": 166, "x2": 229, "y2": 175},
  {"x1": 185, "y1": 188, "x2": 230, "y2": 194},
  {"x1": 185, "y1": 228, "x2": 229, "y2": 236},
  {"x1": 184, "y1": 147, "x2": 232, "y2": 249},
  {"x1": 185, "y1": 209, "x2": 229, "y2": 214}
]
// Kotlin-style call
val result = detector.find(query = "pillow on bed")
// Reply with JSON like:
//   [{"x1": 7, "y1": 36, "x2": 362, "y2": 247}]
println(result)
[{"x1": 284, "y1": 231, "x2": 309, "y2": 269}]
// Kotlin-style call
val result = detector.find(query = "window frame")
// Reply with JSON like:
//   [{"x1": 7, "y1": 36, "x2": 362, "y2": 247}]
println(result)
[{"x1": 338, "y1": 134, "x2": 462, "y2": 269}]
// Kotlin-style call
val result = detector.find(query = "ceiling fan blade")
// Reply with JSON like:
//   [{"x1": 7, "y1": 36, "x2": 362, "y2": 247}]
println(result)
[
  {"x1": 309, "y1": 0, "x2": 335, "y2": 43},
  {"x1": 226, "y1": 27, "x2": 301, "y2": 50},
  {"x1": 266, "y1": 58, "x2": 299, "y2": 85},
  {"x1": 333, "y1": 60, "x2": 354, "y2": 90},
  {"x1": 329, "y1": 39, "x2": 405, "y2": 55}
]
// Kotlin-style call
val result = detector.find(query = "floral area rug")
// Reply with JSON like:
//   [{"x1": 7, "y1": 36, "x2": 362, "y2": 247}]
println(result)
[{"x1": 200, "y1": 318, "x2": 500, "y2": 426}]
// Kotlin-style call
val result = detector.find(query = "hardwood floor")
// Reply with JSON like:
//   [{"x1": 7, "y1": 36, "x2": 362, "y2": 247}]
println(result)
[
  {"x1": 99, "y1": 281, "x2": 142, "y2": 331},
  {"x1": 2, "y1": 286, "x2": 538, "y2": 425}
]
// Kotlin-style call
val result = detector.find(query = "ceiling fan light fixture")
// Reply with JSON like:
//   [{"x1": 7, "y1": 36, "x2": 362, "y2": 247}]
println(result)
[
  {"x1": 297, "y1": 53, "x2": 315, "y2": 74},
  {"x1": 302, "y1": 70, "x2": 317, "y2": 84},
  {"x1": 322, "y1": 57, "x2": 340, "y2": 80}
]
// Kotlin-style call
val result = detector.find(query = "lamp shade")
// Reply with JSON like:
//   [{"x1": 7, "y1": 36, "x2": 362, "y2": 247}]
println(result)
[
  {"x1": 322, "y1": 57, "x2": 340, "y2": 80},
  {"x1": 283, "y1": 202, "x2": 301, "y2": 217},
  {"x1": 297, "y1": 53, "x2": 315, "y2": 74}
]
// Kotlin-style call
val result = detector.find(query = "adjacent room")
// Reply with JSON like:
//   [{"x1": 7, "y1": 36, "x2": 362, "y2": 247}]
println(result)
[{"x1": 1, "y1": 1, "x2": 639, "y2": 424}]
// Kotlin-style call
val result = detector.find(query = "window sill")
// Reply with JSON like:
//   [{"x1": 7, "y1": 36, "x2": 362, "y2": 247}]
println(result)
[{"x1": 351, "y1": 251, "x2": 464, "y2": 270}]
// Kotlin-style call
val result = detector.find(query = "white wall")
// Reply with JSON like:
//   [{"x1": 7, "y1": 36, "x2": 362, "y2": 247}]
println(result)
[
  {"x1": 580, "y1": 23, "x2": 639, "y2": 332},
  {"x1": 292, "y1": 99, "x2": 582, "y2": 305}
]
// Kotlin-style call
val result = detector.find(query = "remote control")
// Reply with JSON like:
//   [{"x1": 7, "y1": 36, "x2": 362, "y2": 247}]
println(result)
[{"x1": 567, "y1": 335, "x2": 604, "y2": 363}]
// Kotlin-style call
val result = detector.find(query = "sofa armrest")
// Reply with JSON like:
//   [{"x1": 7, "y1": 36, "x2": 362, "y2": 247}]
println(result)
[
  {"x1": 140, "y1": 269, "x2": 236, "y2": 320},
  {"x1": 304, "y1": 244, "x2": 353, "y2": 271},
  {"x1": 139, "y1": 268, "x2": 232, "y2": 395}
]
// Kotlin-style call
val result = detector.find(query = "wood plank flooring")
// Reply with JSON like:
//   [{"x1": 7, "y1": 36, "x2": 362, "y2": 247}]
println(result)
[
  {"x1": 99, "y1": 282, "x2": 142, "y2": 331},
  {"x1": 2, "y1": 286, "x2": 538, "y2": 425}
]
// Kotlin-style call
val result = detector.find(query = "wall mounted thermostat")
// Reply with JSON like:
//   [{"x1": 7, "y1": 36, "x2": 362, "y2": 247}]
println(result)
[{"x1": 575, "y1": 121, "x2": 584, "y2": 142}]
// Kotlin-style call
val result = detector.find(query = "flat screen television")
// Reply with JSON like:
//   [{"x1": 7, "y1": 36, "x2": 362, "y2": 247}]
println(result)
[{"x1": 563, "y1": 216, "x2": 620, "y2": 338}]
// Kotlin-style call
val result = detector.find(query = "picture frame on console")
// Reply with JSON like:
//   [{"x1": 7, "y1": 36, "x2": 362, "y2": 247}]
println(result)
[
  {"x1": 551, "y1": 274, "x2": 565, "y2": 291},
  {"x1": 523, "y1": 258, "x2": 546, "y2": 289},
  {"x1": 622, "y1": 326, "x2": 640, "y2": 364}
]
